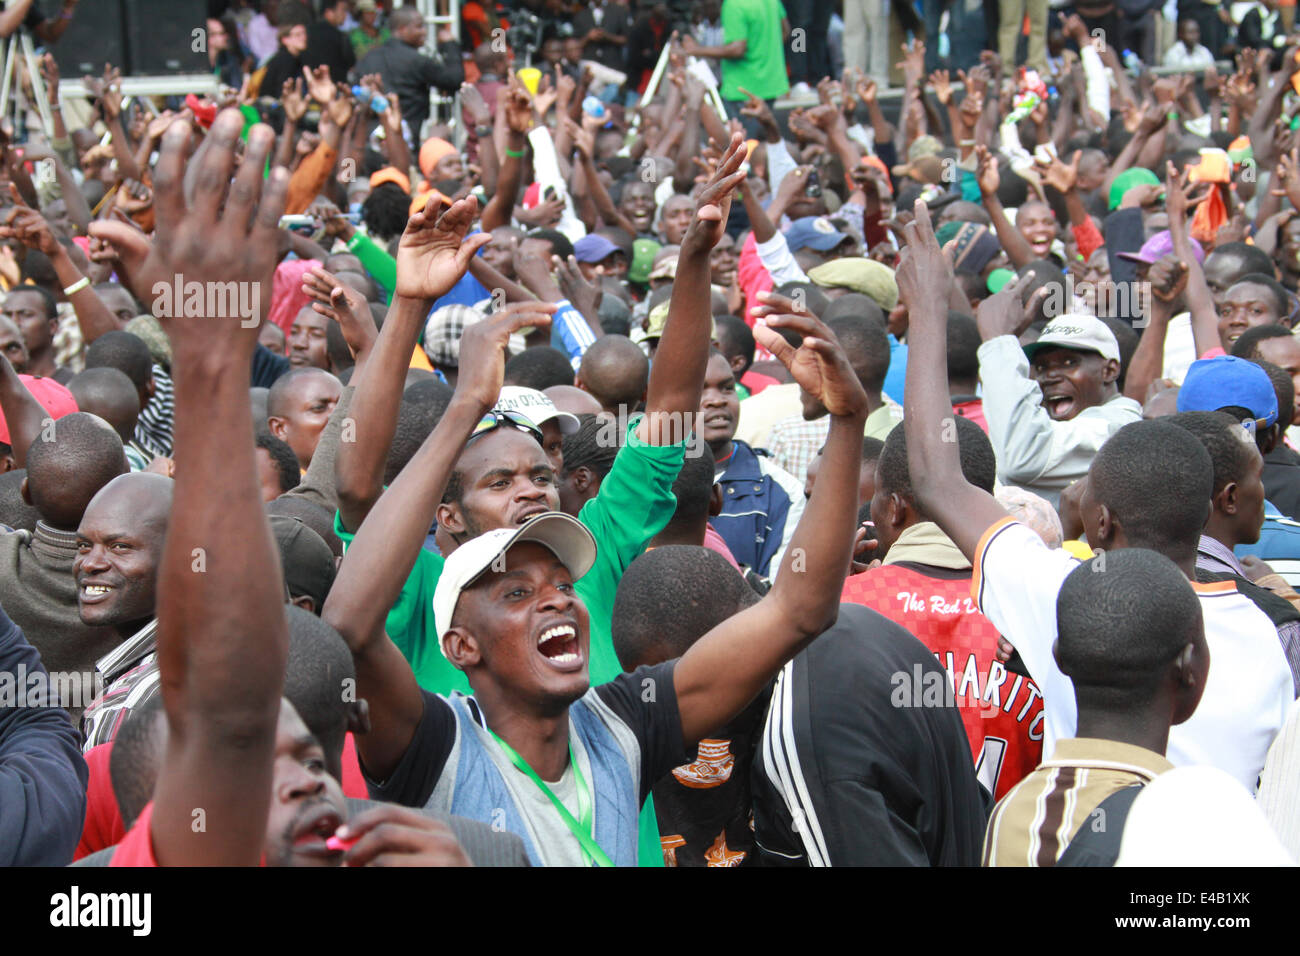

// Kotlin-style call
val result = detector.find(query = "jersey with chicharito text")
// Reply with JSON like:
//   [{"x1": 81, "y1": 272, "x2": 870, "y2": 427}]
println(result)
[{"x1": 842, "y1": 563, "x2": 1044, "y2": 800}]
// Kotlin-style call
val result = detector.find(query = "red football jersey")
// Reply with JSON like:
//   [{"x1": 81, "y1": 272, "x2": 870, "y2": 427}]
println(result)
[{"x1": 842, "y1": 563, "x2": 1044, "y2": 800}]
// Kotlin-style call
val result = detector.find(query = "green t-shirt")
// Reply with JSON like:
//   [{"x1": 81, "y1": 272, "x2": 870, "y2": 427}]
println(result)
[
  {"x1": 720, "y1": 0, "x2": 790, "y2": 102},
  {"x1": 334, "y1": 414, "x2": 685, "y2": 692},
  {"x1": 335, "y1": 415, "x2": 685, "y2": 866}
]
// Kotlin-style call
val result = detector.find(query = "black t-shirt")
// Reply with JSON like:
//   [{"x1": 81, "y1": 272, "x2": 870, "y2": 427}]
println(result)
[
  {"x1": 368, "y1": 661, "x2": 688, "y2": 811},
  {"x1": 651, "y1": 686, "x2": 770, "y2": 867}
]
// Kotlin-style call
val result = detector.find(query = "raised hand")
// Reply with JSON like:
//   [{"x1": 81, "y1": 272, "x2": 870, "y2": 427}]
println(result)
[
  {"x1": 1061, "y1": 13, "x2": 1088, "y2": 46},
  {"x1": 282, "y1": 77, "x2": 308, "y2": 124},
  {"x1": 1148, "y1": 255, "x2": 1189, "y2": 303},
  {"x1": 895, "y1": 199, "x2": 953, "y2": 321},
  {"x1": 123, "y1": 110, "x2": 288, "y2": 353},
  {"x1": 461, "y1": 81, "x2": 491, "y2": 129},
  {"x1": 1164, "y1": 160, "x2": 1213, "y2": 223},
  {"x1": 681, "y1": 132, "x2": 747, "y2": 254},
  {"x1": 380, "y1": 93, "x2": 403, "y2": 136},
  {"x1": 503, "y1": 74, "x2": 534, "y2": 134},
  {"x1": 1036, "y1": 149, "x2": 1081, "y2": 193},
  {"x1": 40, "y1": 54, "x2": 59, "y2": 107},
  {"x1": 114, "y1": 177, "x2": 154, "y2": 216},
  {"x1": 930, "y1": 69, "x2": 953, "y2": 106},
  {"x1": 0, "y1": 195, "x2": 60, "y2": 257},
  {"x1": 1273, "y1": 146, "x2": 1300, "y2": 209},
  {"x1": 555, "y1": 254, "x2": 603, "y2": 320},
  {"x1": 974, "y1": 143, "x2": 1000, "y2": 197},
  {"x1": 900, "y1": 39, "x2": 925, "y2": 87},
  {"x1": 301, "y1": 265, "x2": 377, "y2": 358},
  {"x1": 565, "y1": 116, "x2": 595, "y2": 159},
  {"x1": 303, "y1": 65, "x2": 336, "y2": 105},
  {"x1": 738, "y1": 85, "x2": 774, "y2": 139},
  {"x1": 856, "y1": 76, "x2": 878, "y2": 106},
  {"x1": 145, "y1": 109, "x2": 181, "y2": 142},
  {"x1": 99, "y1": 65, "x2": 123, "y2": 120},
  {"x1": 752, "y1": 308, "x2": 868, "y2": 419},
  {"x1": 975, "y1": 268, "x2": 1048, "y2": 341},
  {"x1": 394, "y1": 194, "x2": 492, "y2": 301},
  {"x1": 1136, "y1": 99, "x2": 1168, "y2": 136},
  {"x1": 805, "y1": 102, "x2": 841, "y2": 131},
  {"x1": 326, "y1": 82, "x2": 355, "y2": 127},
  {"x1": 456, "y1": 300, "x2": 557, "y2": 411},
  {"x1": 86, "y1": 211, "x2": 151, "y2": 289}
]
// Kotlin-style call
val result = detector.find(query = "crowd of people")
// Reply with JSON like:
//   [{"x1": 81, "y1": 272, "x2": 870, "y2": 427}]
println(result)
[{"x1": 0, "y1": 0, "x2": 1298, "y2": 872}]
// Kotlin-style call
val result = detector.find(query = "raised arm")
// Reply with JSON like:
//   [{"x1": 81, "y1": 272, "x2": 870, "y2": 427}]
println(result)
[
  {"x1": 334, "y1": 197, "x2": 490, "y2": 532},
  {"x1": 975, "y1": 144, "x2": 1035, "y2": 268},
  {"x1": 323, "y1": 301, "x2": 554, "y2": 781},
  {"x1": 673, "y1": 308, "x2": 868, "y2": 744},
  {"x1": 1165, "y1": 162, "x2": 1219, "y2": 358},
  {"x1": 637, "y1": 133, "x2": 747, "y2": 445},
  {"x1": 480, "y1": 76, "x2": 533, "y2": 234},
  {"x1": 144, "y1": 112, "x2": 291, "y2": 866},
  {"x1": 0, "y1": 353, "x2": 48, "y2": 468},
  {"x1": 0, "y1": 0, "x2": 36, "y2": 38},
  {"x1": 1123, "y1": 256, "x2": 1186, "y2": 401},
  {"x1": 898, "y1": 200, "x2": 1014, "y2": 560},
  {"x1": 0, "y1": 200, "x2": 122, "y2": 344}
]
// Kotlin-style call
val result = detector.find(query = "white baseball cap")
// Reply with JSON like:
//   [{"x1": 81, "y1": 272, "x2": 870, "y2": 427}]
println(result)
[
  {"x1": 432, "y1": 512, "x2": 597, "y2": 659},
  {"x1": 496, "y1": 385, "x2": 581, "y2": 435},
  {"x1": 1022, "y1": 314, "x2": 1121, "y2": 364}
]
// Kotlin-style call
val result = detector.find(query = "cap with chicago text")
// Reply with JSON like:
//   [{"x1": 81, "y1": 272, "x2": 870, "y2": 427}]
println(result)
[{"x1": 1022, "y1": 314, "x2": 1121, "y2": 364}]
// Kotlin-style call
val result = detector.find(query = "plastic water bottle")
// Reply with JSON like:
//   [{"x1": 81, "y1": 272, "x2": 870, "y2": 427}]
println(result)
[
  {"x1": 1122, "y1": 50, "x2": 1141, "y2": 75},
  {"x1": 352, "y1": 86, "x2": 387, "y2": 113}
]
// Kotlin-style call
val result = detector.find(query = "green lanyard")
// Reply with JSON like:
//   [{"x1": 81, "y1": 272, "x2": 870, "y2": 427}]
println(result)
[{"x1": 487, "y1": 730, "x2": 615, "y2": 868}]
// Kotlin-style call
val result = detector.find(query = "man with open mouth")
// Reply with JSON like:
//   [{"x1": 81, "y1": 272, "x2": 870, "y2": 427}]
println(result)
[
  {"x1": 323, "y1": 136, "x2": 873, "y2": 865},
  {"x1": 977, "y1": 308, "x2": 1140, "y2": 509},
  {"x1": 326, "y1": 280, "x2": 870, "y2": 867}
]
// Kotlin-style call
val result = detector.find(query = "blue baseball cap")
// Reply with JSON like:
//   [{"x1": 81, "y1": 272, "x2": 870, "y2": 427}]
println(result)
[
  {"x1": 573, "y1": 233, "x2": 621, "y2": 264},
  {"x1": 784, "y1": 216, "x2": 852, "y2": 253},
  {"x1": 1176, "y1": 355, "x2": 1278, "y2": 429}
]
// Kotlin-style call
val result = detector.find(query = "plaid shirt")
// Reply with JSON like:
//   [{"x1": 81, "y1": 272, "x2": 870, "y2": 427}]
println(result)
[
  {"x1": 765, "y1": 402, "x2": 904, "y2": 485},
  {"x1": 52, "y1": 302, "x2": 82, "y2": 374}
]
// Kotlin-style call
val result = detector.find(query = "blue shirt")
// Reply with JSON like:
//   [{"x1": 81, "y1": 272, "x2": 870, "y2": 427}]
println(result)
[
  {"x1": 884, "y1": 335, "x2": 908, "y2": 405},
  {"x1": 1236, "y1": 499, "x2": 1300, "y2": 563}
]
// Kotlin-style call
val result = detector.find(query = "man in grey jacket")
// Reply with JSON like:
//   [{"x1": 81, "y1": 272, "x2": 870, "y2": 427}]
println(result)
[{"x1": 977, "y1": 312, "x2": 1141, "y2": 508}]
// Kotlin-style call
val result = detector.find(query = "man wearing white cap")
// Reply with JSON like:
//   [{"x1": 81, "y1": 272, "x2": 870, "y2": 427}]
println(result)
[
  {"x1": 324, "y1": 294, "x2": 872, "y2": 865},
  {"x1": 977, "y1": 304, "x2": 1141, "y2": 508},
  {"x1": 494, "y1": 384, "x2": 579, "y2": 475}
]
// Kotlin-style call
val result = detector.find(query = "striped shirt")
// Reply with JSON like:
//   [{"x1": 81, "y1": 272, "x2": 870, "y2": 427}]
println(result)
[
  {"x1": 80, "y1": 619, "x2": 159, "y2": 751},
  {"x1": 982, "y1": 738, "x2": 1173, "y2": 867},
  {"x1": 134, "y1": 365, "x2": 174, "y2": 459}
]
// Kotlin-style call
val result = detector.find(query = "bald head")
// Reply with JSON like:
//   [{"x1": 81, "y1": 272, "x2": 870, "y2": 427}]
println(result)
[
  {"x1": 68, "y1": 368, "x2": 141, "y2": 444},
  {"x1": 545, "y1": 384, "x2": 603, "y2": 417},
  {"x1": 267, "y1": 367, "x2": 342, "y2": 470},
  {"x1": 76, "y1": 472, "x2": 173, "y2": 629},
  {"x1": 576, "y1": 335, "x2": 649, "y2": 414},
  {"x1": 83, "y1": 471, "x2": 173, "y2": 531},
  {"x1": 24, "y1": 413, "x2": 128, "y2": 530}
]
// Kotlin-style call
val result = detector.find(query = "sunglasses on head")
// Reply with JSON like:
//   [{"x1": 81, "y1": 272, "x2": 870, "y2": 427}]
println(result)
[{"x1": 468, "y1": 409, "x2": 544, "y2": 444}]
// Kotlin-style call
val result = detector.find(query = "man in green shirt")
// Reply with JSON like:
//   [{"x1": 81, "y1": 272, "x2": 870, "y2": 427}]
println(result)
[{"x1": 681, "y1": 0, "x2": 790, "y2": 106}]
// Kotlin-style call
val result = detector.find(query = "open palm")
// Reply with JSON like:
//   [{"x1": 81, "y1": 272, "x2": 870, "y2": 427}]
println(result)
[{"x1": 394, "y1": 195, "x2": 491, "y2": 301}]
